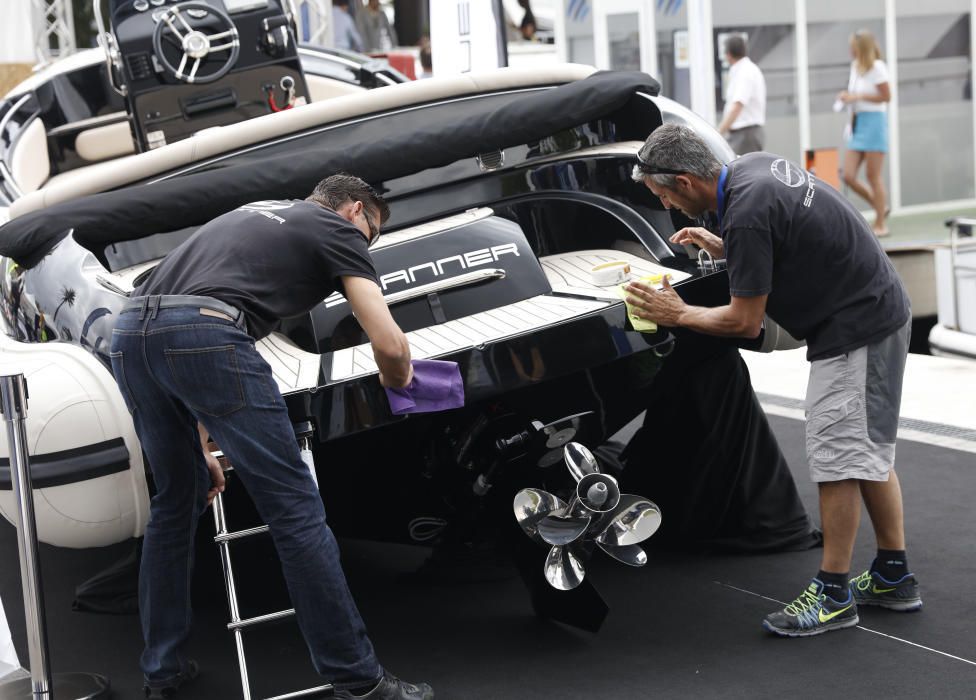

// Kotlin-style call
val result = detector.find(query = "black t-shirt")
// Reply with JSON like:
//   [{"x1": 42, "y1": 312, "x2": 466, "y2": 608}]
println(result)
[
  {"x1": 720, "y1": 152, "x2": 910, "y2": 360},
  {"x1": 136, "y1": 199, "x2": 378, "y2": 339}
]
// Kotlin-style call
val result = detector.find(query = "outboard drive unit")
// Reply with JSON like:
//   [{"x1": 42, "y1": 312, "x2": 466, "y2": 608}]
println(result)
[{"x1": 97, "y1": 0, "x2": 310, "y2": 151}]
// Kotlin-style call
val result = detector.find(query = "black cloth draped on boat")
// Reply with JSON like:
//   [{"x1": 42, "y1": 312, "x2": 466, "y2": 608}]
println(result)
[{"x1": 619, "y1": 332, "x2": 821, "y2": 552}]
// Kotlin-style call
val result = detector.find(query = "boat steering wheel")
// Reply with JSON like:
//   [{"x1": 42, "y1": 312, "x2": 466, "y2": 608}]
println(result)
[{"x1": 151, "y1": 2, "x2": 240, "y2": 84}]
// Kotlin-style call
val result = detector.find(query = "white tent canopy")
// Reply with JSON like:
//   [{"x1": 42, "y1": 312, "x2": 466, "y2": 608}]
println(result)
[{"x1": 1, "y1": 0, "x2": 38, "y2": 64}]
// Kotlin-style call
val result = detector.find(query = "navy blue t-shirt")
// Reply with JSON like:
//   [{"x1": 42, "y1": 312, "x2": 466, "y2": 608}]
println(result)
[
  {"x1": 719, "y1": 152, "x2": 910, "y2": 360},
  {"x1": 137, "y1": 199, "x2": 378, "y2": 339}
]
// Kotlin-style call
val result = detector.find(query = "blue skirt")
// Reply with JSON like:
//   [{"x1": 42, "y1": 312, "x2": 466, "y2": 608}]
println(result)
[{"x1": 847, "y1": 111, "x2": 888, "y2": 153}]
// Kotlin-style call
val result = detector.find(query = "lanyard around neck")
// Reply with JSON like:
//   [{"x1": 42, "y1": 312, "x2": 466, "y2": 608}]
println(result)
[{"x1": 716, "y1": 164, "x2": 729, "y2": 227}]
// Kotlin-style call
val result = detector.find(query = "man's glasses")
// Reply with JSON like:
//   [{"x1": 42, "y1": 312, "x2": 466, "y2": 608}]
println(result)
[
  {"x1": 634, "y1": 150, "x2": 686, "y2": 176},
  {"x1": 363, "y1": 208, "x2": 380, "y2": 248}
]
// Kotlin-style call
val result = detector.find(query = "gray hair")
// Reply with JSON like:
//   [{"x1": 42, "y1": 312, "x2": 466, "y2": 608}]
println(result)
[{"x1": 631, "y1": 123, "x2": 723, "y2": 189}]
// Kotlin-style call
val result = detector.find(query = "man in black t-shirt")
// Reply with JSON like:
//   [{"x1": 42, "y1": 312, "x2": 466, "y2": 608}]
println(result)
[
  {"x1": 111, "y1": 175, "x2": 433, "y2": 699},
  {"x1": 624, "y1": 124, "x2": 921, "y2": 637}
]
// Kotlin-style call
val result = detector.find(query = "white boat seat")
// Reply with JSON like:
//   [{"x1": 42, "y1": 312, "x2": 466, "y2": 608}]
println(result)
[{"x1": 10, "y1": 118, "x2": 50, "y2": 195}]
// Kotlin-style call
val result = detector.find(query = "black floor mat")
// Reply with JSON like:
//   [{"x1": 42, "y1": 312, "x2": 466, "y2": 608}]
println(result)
[{"x1": 2, "y1": 415, "x2": 975, "y2": 699}]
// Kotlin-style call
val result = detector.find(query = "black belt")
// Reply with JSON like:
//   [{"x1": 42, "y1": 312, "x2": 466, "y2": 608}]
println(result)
[{"x1": 122, "y1": 294, "x2": 247, "y2": 330}]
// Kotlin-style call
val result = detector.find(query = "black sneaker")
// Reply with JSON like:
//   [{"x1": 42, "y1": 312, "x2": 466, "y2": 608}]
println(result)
[
  {"x1": 850, "y1": 570, "x2": 923, "y2": 611},
  {"x1": 334, "y1": 671, "x2": 434, "y2": 700},
  {"x1": 763, "y1": 579, "x2": 859, "y2": 637},
  {"x1": 144, "y1": 660, "x2": 199, "y2": 699}
]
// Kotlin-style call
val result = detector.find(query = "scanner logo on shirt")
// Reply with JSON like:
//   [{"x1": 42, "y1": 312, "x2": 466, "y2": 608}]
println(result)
[
  {"x1": 238, "y1": 200, "x2": 295, "y2": 224},
  {"x1": 770, "y1": 158, "x2": 807, "y2": 188}
]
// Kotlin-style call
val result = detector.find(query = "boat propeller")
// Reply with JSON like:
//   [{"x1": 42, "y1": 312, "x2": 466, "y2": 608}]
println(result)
[{"x1": 513, "y1": 442, "x2": 661, "y2": 590}]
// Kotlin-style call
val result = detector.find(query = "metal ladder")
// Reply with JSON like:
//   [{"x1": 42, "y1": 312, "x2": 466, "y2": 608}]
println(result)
[{"x1": 210, "y1": 421, "x2": 332, "y2": 700}]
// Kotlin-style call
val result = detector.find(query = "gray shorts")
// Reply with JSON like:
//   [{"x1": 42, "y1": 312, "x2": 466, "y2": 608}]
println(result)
[
  {"x1": 805, "y1": 320, "x2": 910, "y2": 483},
  {"x1": 726, "y1": 124, "x2": 765, "y2": 155}
]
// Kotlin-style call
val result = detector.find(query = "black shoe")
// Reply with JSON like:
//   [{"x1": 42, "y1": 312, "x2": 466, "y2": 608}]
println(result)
[
  {"x1": 763, "y1": 579, "x2": 859, "y2": 637},
  {"x1": 144, "y1": 660, "x2": 199, "y2": 699},
  {"x1": 334, "y1": 671, "x2": 434, "y2": 699},
  {"x1": 850, "y1": 570, "x2": 923, "y2": 611}
]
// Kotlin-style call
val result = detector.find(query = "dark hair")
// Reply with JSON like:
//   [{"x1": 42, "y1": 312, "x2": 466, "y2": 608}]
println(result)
[
  {"x1": 306, "y1": 173, "x2": 390, "y2": 225},
  {"x1": 420, "y1": 46, "x2": 432, "y2": 71},
  {"x1": 332, "y1": 0, "x2": 350, "y2": 7},
  {"x1": 724, "y1": 35, "x2": 747, "y2": 60}
]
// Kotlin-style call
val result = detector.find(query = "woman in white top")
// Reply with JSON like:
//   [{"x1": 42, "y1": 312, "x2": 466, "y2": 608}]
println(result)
[{"x1": 838, "y1": 29, "x2": 891, "y2": 236}]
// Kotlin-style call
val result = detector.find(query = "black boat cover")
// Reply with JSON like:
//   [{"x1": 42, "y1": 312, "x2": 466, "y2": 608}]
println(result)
[
  {"x1": 621, "y1": 334, "x2": 822, "y2": 553},
  {"x1": 0, "y1": 70, "x2": 660, "y2": 268}
]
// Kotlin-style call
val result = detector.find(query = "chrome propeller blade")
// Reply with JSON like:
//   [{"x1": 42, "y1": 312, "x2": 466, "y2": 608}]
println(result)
[
  {"x1": 597, "y1": 542, "x2": 647, "y2": 567},
  {"x1": 536, "y1": 513, "x2": 591, "y2": 546},
  {"x1": 595, "y1": 496, "x2": 662, "y2": 547},
  {"x1": 544, "y1": 544, "x2": 585, "y2": 590},
  {"x1": 513, "y1": 488, "x2": 567, "y2": 544},
  {"x1": 563, "y1": 441, "x2": 599, "y2": 482}
]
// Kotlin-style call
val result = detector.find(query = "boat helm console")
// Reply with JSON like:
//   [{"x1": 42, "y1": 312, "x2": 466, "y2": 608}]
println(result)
[{"x1": 96, "y1": 0, "x2": 310, "y2": 151}]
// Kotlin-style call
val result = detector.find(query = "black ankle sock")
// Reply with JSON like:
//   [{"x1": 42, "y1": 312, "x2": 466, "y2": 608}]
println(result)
[
  {"x1": 817, "y1": 570, "x2": 850, "y2": 602},
  {"x1": 871, "y1": 549, "x2": 908, "y2": 580}
]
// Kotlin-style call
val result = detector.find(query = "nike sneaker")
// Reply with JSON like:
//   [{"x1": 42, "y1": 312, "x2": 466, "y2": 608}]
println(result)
[
  {"x1": 850, "y1": 570, "x2": 923, "y2": 611},
  {"x1": 763, "y1": 579, "x2": 859, "y2": 637}
]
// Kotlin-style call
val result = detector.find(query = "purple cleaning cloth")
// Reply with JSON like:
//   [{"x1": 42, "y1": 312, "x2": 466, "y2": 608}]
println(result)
[{"x1": 384, "y1": 359, "x2": 465, "y2": 415}]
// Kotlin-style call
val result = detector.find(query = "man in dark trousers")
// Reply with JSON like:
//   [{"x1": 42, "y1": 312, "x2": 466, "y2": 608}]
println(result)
[
  {"x1": 110, "y1": 174, "x2": 434, "y2": 698},
  {"x1": 625, "y1": 124, "x2": 921, "y2": 636}
]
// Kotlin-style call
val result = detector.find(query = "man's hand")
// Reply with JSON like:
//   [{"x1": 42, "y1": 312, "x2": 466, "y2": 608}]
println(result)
[
  {"x1": 198, "y1": 423, "x2": 226, "y2": 507},
  {"x1": 670, "y1": 226, "x2": 725, "y2": 259},
  {"x1": 204, "y1": 449, "x2": 226, "y2": 506},
  {"x1": 380, "y1": 362, "x2": 414, "y2": 389},
  {"x1": 625, "y1": 276, "x2": 687, "y2": 327}
]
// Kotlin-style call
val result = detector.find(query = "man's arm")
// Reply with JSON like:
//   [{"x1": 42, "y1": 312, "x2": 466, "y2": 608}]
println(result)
[
  {"x1": 626, "y1": 277, "x2": 767, "y2": 338},
  {"x1": 342, "y1": 275, "x2": 413, "y2": 388},
  {"x1": 717, "y1": 101, "x2": 744, "y2": 135}
]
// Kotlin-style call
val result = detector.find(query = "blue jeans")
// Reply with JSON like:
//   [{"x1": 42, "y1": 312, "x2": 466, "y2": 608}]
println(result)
[{"x1": 110, "y1": 296, "x2": 381, "y2": 689}]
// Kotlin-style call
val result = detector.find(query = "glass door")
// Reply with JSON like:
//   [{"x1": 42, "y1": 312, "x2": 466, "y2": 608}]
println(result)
[{"x1": 592, "y1": 0, "x2": 657, "y2": 76}]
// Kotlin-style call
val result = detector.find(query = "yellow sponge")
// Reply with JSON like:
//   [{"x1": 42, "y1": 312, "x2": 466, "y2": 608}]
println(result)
[{"x1": 614, "y1": 274, "x2": 671, "y2": 333}]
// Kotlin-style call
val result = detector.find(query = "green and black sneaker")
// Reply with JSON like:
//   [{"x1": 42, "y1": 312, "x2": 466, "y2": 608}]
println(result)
[
  {"x1": 850, "y1": 570, "x2": 923, "y2": 611},
  {"x1": 763, "y1": 579, "x2": 859, "y2": 637}
]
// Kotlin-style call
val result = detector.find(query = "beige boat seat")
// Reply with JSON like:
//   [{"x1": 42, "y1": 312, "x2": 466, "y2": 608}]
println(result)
[{"x1": 10, "y1": 118, "x2": 50, "y2": 195}]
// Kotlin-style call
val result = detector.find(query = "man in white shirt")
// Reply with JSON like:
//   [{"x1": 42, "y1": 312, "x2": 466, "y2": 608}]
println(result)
[{"x1": 717, "y1": 35, "x2": 767, "y2": 154}]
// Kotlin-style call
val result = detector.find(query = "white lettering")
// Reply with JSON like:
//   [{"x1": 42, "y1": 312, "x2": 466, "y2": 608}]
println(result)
[
  {"x1": 464, "y1": 249, "x2": 494, "y2": 267},
  {"x1": 337, "y1": 242, "x2": 525, "y2": 298},
  {"x1": 803, "y1": 173, "x2": 817, "y2": 208},
  {"x1": 491, "y1": 243, "x2": 520, "y2": 260},
  {"x1": 435, "y1": 255, "x2": 465, "y2": 275},
  {"x1": 380, "y1": 270, "x2": 410, "y2": 290},
  {"x1": 408, "y1": 262, "x2": 438, "y2": 283},
  {"x1": 239, "y1": 200, "x2": 296, "y2": 212},
  {"x1": 323, "y1": 291, "x2": 344, "y2": 308}
]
